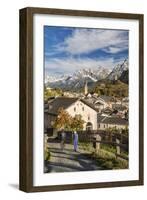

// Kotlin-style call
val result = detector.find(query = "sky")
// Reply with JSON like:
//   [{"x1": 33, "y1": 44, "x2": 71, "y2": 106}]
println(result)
[{"x1": 44, "y1": 26, "x2": 129, "y2": 77}]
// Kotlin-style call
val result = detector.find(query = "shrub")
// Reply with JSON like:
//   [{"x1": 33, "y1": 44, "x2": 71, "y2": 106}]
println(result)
[
  {"x1": 101, "y1": 161, "x2": 113, "y2": 169},
  {"x1": 45, "y1": 149, "x2": 51, "y2": 161},
  {"x1": 91, "y1": 149, "x2": 128, "y2": 170}
]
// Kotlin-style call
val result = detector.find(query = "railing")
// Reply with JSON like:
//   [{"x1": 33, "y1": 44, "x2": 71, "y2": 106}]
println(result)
[
  {"x1": 91, "y1": 135, "x2": 128, "y2": 160},
  {"x1": 46, "y1": 129, "x2": 129, "y2": 160},
  {"x1": 54, "y1": 130, "x2": 129, "y2": 160}
]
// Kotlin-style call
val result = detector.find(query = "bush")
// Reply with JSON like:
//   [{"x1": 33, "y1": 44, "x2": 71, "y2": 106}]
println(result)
[
  {"x1": 101, "y1": 161, "x2": 113, "y2": 169},
  {"x1": 79, "y1": 142, "x2": 94, "y2": 152},
  {"x1": 101, "y1": 144, "x2": 116, "y2": 154},
  {"x1": 91, "y1": 150, "x2": 128, "y2": 170},
  {"x1": 45, "y1": 149, "x2": 51, "y2": 161},
  {"x1": 79, "y1": 142, "x2": 128, "y2": 169}
]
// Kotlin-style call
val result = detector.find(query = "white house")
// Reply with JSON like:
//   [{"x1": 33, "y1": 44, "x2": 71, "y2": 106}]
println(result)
[
  {"x1": 94, "y1": 95, "x2": 114, "y2": 112},
  {"x1": 46, "y1": 97, "x2": 98, "y2": 130},
  {"x1": 97, "y1": 115, "x2": 128, "y2": 130}
]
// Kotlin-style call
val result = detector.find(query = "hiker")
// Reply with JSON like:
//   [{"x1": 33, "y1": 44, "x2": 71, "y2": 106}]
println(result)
[
  {"x1": 60, "y1": 129, "x2": 66, "y2": 150},
  {"x1": 73, "y1": 131, "x2": 79, "y2": 152}
]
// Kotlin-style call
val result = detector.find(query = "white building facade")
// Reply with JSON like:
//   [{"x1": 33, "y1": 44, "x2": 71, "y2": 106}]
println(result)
[
  {"x1": 46, "y1": 97, "x2": 98, "y2": 131},
  {"x1": 66, "y1": 99, "x2": 98, "y2": 130}
]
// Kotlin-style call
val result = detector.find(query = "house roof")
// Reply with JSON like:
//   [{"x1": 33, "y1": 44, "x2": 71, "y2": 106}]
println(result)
[
  {"x1": 48, "y1": 97, "x2": 98, "y2": 115},
  {"x1": 112, "y1": 104, "x2": 127, "y2": 111},
  {"x1": 97, "y1": 115, "x2": 128, "y2": 125},
  {"x1": 98, "y1": 95, "x2": 114, "y2": 102},
  {"x1": 94, "y1": 101, "x2": 104, "y2": 105},
  {"x1": 101, "y1": 107, "x2": 113, "y2": 113},
  {"x1": 48, "y1": 97, "x2": 78, "y2": 115},
  {"x1": 81, "y1": 99, "x2": 98, "y2": 112},
  {"x1": 97, "y1": 114, "x2": 106, "y2": 122}
]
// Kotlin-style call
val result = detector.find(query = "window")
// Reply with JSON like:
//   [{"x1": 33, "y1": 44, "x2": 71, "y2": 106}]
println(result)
[
  {"x1": 88, "y1": 116, "x2": 90, "y2": 120},
  {"x1": 104, "y1": 124, "x2": 105, "y2": 128},
  {"x1": 74, "y1": 107, "x2": 76, "y2": 112},
  {"x1": 82, "y1": 107, "x2": 84, "y2": 111}
]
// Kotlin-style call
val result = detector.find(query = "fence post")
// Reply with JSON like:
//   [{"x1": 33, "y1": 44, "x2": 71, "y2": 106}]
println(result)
[
  {"x1": 96, "y1": 134, "x2": 101, "y2": 152},
  {"x1": 53, "y1": 128, "x2": 57, "y2": 137},
  {"x1": 116, "y1": 138, "x2": 121, "y2": 155},
  {"x1": 44, "y1": 133, "x2": 48, "y2": 150}
]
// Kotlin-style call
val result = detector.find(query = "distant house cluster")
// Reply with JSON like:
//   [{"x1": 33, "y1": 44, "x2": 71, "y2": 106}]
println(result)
[
  {"x1": 97, "y1": 114, "x2": 128, "y2": 130},
  {"x1": 45, "y1": 84, "x2": 128, "y2": 132}
]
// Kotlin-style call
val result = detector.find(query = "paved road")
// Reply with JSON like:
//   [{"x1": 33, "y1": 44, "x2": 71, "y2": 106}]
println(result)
[{"x1": 45, "y1": 142, "x2": 102, "y2": 173}]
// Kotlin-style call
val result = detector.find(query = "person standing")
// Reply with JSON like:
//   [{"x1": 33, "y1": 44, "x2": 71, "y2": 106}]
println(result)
[
  {"x1": 60, "y1": 129, "x2": 66, "y2": 150},
  {"x1": 73, "y1": 131, "x2": 78, "y2": 152}
]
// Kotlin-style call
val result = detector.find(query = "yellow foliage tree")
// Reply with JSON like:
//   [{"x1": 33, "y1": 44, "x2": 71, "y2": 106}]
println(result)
[
  {"x1": 70, "y1": 115, "x2": 85, "y2": 131},
  {"x1": 53, "y1": 107, "x2": 72, "y2": 130},
  {"x1": 53, "y1": 108, "x2": 85, "y2": 131}
]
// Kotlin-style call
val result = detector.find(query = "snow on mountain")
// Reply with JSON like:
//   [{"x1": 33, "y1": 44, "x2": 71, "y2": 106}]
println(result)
[
  {"x1": 45, "y1": 59, "x2": 129, "y2": 90},
  {"x1": 45, "y1": 66, "x2": 111, "y2": 90},
  {"x1": 106, "y1": 59, "x2": 128, "y2": 81},
  {"x1": 45, "y1": 75, "x2": 70, "y2": 84}
]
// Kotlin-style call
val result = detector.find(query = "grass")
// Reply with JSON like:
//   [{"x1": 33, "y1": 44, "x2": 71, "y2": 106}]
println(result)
[
  {"x1": 97, "y1": 144, "x2": 128, "y2": 161},
  {"x1": 120, "y1": 150, "x2": 128, "y2": 158},
  {"x1": 79, "y1": 142, "x2": 95, "y2": 153},
  {"x1": 101, "y1": 144, "x2": 117, "y2": 154},
  {"x1": 92, "y1": 150, "x2": 128, "y2": 169},
  {"x1": 93, "y1": 80, "x2": 128, "y2": 97},
  {"x1": 79, "y1": 142, "x2": 128, "y2": 170}
]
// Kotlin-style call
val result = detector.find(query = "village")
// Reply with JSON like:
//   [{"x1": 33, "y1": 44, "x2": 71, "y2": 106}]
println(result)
[
  {"x1": 44, "y1": 81, "x2": 129, "y2": 173},
  {"x1": 44, "y1": 81, "x2": 128, "y2": 133}
]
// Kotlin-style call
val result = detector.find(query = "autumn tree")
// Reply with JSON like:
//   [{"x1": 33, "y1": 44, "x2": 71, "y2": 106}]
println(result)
[
  {"x1": 53, "y1": 107, "x2": 72, "y2": 130},
  {"x1": 53, "y1": 108, "x2": 85, "y2": 131},
  {"x1": 70, "y1": 115, "x2": 85, "y2": 131}
]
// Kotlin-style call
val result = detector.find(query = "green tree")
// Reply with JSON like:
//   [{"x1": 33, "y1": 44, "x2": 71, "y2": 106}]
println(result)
[{"x1": 44, "y1": 88, "x2": 62, "y2": 100}]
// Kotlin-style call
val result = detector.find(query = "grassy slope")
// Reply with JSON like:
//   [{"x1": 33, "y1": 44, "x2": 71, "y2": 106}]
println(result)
[{"x1": 90, "y1": 80, "x2": 128, "y2": 97}]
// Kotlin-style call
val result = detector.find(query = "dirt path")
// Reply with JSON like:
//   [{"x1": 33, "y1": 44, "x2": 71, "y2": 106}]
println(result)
[{"x1": 45, "y1": 142, "x2": 102, "y2": 173}]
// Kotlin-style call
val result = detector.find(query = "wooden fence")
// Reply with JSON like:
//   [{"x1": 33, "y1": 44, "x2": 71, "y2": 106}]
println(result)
[{"x1": 54, "y1": 130, "x2": 129, "y2": 160}]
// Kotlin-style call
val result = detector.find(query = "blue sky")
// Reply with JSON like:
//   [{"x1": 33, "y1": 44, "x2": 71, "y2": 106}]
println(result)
[{"x1": 44, "y1": 26, "x2": 128, "y2": 76}]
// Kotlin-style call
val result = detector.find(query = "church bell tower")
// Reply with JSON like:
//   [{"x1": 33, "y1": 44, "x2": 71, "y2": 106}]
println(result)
[{"x1": 84, "y1": 80, "x2": 88, "y2": 95}]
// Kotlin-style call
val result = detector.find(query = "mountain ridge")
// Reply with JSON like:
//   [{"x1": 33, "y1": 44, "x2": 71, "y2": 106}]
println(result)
[{"x1": 45, "y1": 59, "x2": 129, "y2": 90}]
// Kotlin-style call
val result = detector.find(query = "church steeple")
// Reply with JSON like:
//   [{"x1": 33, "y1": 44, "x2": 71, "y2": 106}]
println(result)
[{"x1": 84, "y1": 80, "x2": 88, "y2": 95}]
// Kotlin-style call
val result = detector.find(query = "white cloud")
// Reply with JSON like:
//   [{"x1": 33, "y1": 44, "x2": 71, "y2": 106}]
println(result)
[
  {"x1": 55, "y1": 29, "x2": 128, "y2": 55},
  {"x1": 45, "y1": 57, "x2": 123, "y2": 76}
]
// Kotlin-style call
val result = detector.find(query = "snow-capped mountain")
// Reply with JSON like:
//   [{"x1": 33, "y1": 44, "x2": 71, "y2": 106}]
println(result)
[
  {"x1": 45, "y1": 59, "x2": 129, "y2": 90},
  {"x1": 45, "y1": 67, "x2": 111, "y2": 90},
  {"x1": 45, "y1": 75, "x2": 70, "y2": 84},
  {"x1": 106, "y1": 59, "x2": 128, "y2": 82}
]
